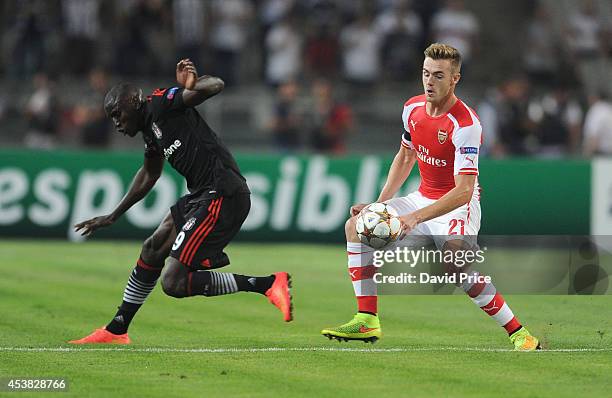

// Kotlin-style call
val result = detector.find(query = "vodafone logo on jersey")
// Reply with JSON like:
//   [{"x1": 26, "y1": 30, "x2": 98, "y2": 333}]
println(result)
[{"x1": 163, "y1": 139, "x2": 182, "y2": 159}]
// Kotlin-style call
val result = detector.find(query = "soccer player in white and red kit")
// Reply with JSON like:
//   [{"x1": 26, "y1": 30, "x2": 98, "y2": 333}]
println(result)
[{"x1": 321, "y1": 43, "x2": 540, "y2": 351}]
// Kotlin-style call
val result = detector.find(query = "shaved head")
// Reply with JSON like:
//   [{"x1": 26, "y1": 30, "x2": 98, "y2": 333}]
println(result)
[
  {"x1": 104, "y1": 83, "x2": 144, "y2": 117},
  {"x1": 104, "y1": 83, "x2": 146, "y2": 137}
]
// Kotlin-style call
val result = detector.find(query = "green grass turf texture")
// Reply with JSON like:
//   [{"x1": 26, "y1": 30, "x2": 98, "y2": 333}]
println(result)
[{"x1": 0, "y1": 240, "x2": 610, "y2": 398}]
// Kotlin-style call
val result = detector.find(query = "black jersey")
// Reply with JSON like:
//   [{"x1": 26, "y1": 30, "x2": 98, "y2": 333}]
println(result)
[{"x1": 142, "y1": 87, "x2": 249, "y2": 195}]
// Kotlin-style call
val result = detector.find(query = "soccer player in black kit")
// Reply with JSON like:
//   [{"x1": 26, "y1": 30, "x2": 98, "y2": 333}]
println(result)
[{"x1": 70, "y1": 59, "x2": 292, "y2": 344}]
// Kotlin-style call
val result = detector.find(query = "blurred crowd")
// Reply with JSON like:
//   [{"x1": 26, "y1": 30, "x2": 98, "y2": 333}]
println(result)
[
  {"x1": 478, "y1": 0, "x2": 612, "y2": 158},
  {"x1": 2, "y1": 0, "x2": 612, "y2": 157}
]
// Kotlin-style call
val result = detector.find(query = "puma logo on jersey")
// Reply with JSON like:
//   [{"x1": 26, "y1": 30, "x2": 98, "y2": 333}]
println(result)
[
  {"x1": 163, "y1": 139, "x2": 182, "y2": 159},
  {"x1": 410, "y1": 119, "x2": 417, "y2": 131},
  {"x1": 466, "y1": 156, "x2": 475, "y2": 166}
]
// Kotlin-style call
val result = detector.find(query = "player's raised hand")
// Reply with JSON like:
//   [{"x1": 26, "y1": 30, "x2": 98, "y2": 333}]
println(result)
[
  {"x1": 74, "y1": 215, "x2": 115, "y2": 237},
  {"x1": 176, "y1": 59, "x2": 198, "y2": 90},
  {"x1": 350, "y1": 203, "x2": 367, "y2": 216}
]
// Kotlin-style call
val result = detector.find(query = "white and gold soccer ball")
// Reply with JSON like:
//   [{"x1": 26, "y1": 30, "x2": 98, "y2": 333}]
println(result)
[{"x1": 355, "y1": 203, "x2": 402, "y2": 249}]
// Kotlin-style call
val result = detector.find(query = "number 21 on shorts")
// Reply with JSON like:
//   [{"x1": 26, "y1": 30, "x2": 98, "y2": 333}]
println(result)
[{"x1": 448, "y1": 219, "x2": 465, "y2": 235}]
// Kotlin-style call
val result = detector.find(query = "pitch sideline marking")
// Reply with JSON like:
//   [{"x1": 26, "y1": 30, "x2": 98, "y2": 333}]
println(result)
[{"x1": 0, "y1": 347, "x2": 610, "y2": 353}]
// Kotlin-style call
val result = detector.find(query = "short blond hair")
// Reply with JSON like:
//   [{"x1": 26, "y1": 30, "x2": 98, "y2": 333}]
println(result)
[{"x1": 424, "y1": 43, "x2": 462, "y2": 73}]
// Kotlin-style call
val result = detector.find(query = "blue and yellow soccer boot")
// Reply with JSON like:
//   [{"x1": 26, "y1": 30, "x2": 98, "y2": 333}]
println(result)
[
  {"x1": 510, "y1": 327, "x2": 541, "y2": 351},
  {"x1": 321, "y1": 313, "x2": 381, "y2": 343}
]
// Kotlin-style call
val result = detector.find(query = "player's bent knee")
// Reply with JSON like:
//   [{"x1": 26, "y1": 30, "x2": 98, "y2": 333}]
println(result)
[
  {"x1": 345, "y1": 216, "x2": 358, "y2": 239},
  {"x1": 442, "y1": 239, "x2": 475, "y2": 275},
  {"x1": 161, "y1": 273, "x2": 188, "y2": 298},
  {"x1": 161, "y1": 263, "x2": 189, "y2": 298}
]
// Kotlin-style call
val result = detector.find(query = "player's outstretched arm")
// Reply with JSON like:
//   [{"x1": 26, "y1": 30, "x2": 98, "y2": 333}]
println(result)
[
  {"x1": 349, "y1": 144, "x2": 416, "y2": 216},
  {"x1": 377, "y1": 146, "x2": 417, "y2": 203},
  {"x1": 74, "y1": 155, "x2": 164, "y2": 236},
  {"x1": 176, "y1": 59, "x2": 224, "y2": 107}
]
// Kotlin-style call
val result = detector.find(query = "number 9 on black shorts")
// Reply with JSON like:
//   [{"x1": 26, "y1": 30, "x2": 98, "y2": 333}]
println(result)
[{"x1": 169, "y1": 191, "x2": 250, "y2": 270}]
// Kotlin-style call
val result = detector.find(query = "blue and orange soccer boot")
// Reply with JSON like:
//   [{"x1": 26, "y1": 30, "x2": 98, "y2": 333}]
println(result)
[
  {"x1": 69, "y1": 327, "x2": 131, "y2": 345},
  {"x1": 321, "y1": 312, "x2": 382, "y2": 343},
  {"x1": 265, "y1": 272, "x2": 293, "y2": 322}
]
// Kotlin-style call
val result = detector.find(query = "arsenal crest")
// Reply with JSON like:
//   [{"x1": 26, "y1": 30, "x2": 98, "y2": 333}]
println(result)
[
  {"x1": 437, "y1": 129, "x2": 448, "y2": 144},
  {"x1": 152, "y1": 122, "x2": 162, "y2": 139},
  {"x1": 182, "y1": 217, "x2": 196, "y2": 231}
]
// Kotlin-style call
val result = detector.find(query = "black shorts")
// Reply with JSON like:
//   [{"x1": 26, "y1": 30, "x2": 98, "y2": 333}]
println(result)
[{"x1": 169, "y1": 190, "x2": 250, "y2": 269}]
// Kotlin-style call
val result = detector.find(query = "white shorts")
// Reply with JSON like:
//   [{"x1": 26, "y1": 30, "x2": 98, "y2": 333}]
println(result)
[{"x1": 385, "y1": 190, "x2": 481, "y2": 249}]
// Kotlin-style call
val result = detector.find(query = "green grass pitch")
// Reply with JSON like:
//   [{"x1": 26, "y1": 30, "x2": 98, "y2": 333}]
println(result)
[{"x1": 1, "y1": 240, "x2": 611, "y2": 397}]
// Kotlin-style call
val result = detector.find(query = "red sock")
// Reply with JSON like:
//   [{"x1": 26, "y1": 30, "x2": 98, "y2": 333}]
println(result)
[
  {"x1": 463, "y1": 272, "x2": 522, "y2": 335},
  {"x1": 357, "y1": 296, "x2": 377, "y2": 314},
  {"x1": 347, "y1": 242, "x2": 378, "y2": 314}
]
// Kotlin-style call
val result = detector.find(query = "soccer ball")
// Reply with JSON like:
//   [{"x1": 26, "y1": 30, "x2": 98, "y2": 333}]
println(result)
[{"x1": 355, "y1": 203, "x2": 402, "y2": 249}]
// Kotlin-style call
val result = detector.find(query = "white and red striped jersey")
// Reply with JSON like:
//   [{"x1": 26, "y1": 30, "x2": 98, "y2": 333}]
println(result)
[{"x1": 401, "y1": 94, "x2": 482, "y2": 200}]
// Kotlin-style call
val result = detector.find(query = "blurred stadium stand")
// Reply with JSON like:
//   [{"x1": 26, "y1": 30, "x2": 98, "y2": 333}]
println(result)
[{"x1": 0, "y1": 0, "x2": 611, "y2": 156}]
